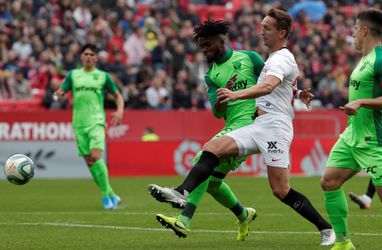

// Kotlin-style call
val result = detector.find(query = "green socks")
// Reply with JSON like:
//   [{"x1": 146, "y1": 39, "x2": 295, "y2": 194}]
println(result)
[
  {"x1": 187, "y1": 180, "x2": 209, "y2": 206},
  {"x1": 209, "y1": 181, "x2": 239, "y2": 209},
  {"x1": 89, "y1": 159, "x2": 114, "y2": 197},
  {"x1": 324, "y1": 188, "x2": 349, "y2": 242}
]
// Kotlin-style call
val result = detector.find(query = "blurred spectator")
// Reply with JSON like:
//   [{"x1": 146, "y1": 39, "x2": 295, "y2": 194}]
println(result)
[
  {"x1": 123, "y1": 26, "x2": 146, "y2": 74},
  {"x1": 0, "y1": 70, "x2": 12, "y2": 99},
  {"x1": 316, "y1": 86, "x2": 334, "y2": 109},
  {"x1": 172, "y1": 70, "x2": 192, "y2": 109},
  {"x1": 42, "y1": 73, "x2": 67, "y2": 110},
  {"x1": 0, "y1": 1, "x2": 12, "y2": 24},
  {"x1": 11, "y1": 70, "x2": 32, "y2": 100},
  {"x1": 318, "y1": 72, "x2": 338, "y2": 93},
  {"x1": 189, "y1": 51, "x2": 208, "y2": 89},
  {"x1": 1, "y1": 0, "x2": 379, "y2": 110},
  {"x1": 123, "y1": 82, "x2": 140, "y2": 108},
  {"x1": 11, "y1": 35, "x2": 32, "y2": 61},
  {"x1": 133, "y1": 91, "x2": 151, "y2": 109},
  {"x1": 190, "y1": 83, "x2": 206, "y2": 109},
  {"x1": 145, "y1": 77, "x2": 169, "y2": 109},
  {"x1": 0, "y1": 31, "x2": 9, "y2": 62},
  {"x1": 151, "y1": 35, "x2": 171, "y2": 71}
]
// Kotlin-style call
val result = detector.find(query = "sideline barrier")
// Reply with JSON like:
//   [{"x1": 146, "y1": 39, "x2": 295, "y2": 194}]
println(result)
[
  {"x1": 0, "y1": 110, "x2": 347, "y2": 177},
  {"x1": 108, "y1": 138, "x2": 337, "y2": 177}
]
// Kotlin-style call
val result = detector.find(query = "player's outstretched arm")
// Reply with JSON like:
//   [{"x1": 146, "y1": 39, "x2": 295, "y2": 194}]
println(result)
[
  {"x1": 341, "y1": 96, "x2": 382, "y2": 115},
  {"x1": 217, "y1": 75, "x2": 280, "y2": 103},
  {"x1": 110, "y1": 91, "x2": 124, "y2": 126}
]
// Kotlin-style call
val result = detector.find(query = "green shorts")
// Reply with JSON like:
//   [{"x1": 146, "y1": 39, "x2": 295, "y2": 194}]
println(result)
[
  {"x1": 327, "y1": 138, "x2": 382, "y2": 186},
  {"x1": 73, "y1": 124, "x2": 105, "y2": 156},
  {"x1": 193, "y1": 123, "x2": 252, "y2": 179}
]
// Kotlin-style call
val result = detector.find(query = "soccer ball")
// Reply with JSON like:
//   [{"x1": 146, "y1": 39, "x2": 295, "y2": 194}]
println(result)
[{"x1": 4, "y1": 154, "x2": 35, "y2": 185}]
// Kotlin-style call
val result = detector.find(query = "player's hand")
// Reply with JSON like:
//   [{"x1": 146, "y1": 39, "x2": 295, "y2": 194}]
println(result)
[
  {"x1": 110, "y1": 110, "x2": 123, "y2": 126},
  {"x1": 217, "y1": 88, "x2": 237, "y2": 103},
  {"x1": 340, "y1": 100, "x2": 361, "y2": 115},
  {"x1": 53, "y1": 88, "x2": 65, "y2": 100},
  {"x1": 299, "y1": 88, "x2": 314, "y2": 109},
  {"x1": 225, "y1": 74, "x2": 238, "y2": 90}
]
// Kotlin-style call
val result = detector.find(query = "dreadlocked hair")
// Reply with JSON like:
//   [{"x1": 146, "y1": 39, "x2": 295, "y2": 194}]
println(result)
[{"x1": 193, "y1": 19, "x2": 230, "y2": 43}]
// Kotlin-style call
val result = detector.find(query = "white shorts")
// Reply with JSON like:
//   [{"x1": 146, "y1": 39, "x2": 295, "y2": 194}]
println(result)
[{"x1": 226, "y1": 113, "x2": 293, "y2": 168}]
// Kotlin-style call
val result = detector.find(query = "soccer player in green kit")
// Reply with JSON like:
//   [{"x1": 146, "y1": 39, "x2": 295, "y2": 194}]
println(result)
[
  {"x1": 55, "y1": 44, "x2": 124, "y2": 210},
  {"x1": 149, "y1": 19, "x2": 314, "y2": 240},
  {"x1": 321, "y1": 8, "x2": 382, "y2": 250},
  {"x1": 150, "y1": 19, "x2": 263, "y2": 240}
]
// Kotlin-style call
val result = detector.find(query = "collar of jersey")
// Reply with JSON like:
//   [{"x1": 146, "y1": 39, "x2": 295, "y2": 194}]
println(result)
[
  {"x1": 215, "y1": 49, "x2": 233, "y2": 64},
  {"x1": 81, "y1": 67, "x2": 97, "y2": 73}
]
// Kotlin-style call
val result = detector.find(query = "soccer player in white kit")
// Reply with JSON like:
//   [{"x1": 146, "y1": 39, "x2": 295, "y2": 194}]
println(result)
[
  {"x1": 215, "y1": 9, "x2": 334, "y2": 245},
  {"x1": 152, "y1": 9, "x2": 335, "y2": 245}
]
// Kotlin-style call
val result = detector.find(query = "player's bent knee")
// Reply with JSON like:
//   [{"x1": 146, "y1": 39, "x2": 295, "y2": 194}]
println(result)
[
  {"x1": 320, "y1": 177, "x2": 340, "y2": 191},
  {"x1": 203, "y1": 136, "x2": 237, "y2": 157},
  {"x1": 203, "y1": 141, "x2": 221, "y2": 155}
]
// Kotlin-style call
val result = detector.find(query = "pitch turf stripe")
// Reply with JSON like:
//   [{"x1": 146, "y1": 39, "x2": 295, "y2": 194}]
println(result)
[
  {"x1": 0, "y1": 222, "x2": 381, "y2": 236},
  {"x1": 0, "y1": 211, "x2": 381, "y2": 218}
]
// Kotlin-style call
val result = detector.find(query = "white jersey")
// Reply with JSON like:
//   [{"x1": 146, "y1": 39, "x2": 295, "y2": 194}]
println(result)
[{"x1": 256, "y1": 48, "x2": 299, "y2": 119}]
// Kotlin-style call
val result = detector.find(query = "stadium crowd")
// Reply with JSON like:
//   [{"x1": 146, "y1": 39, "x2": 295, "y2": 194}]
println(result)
[{"x1": 0, "y1": 0, "x2": 379, "y2": 110}]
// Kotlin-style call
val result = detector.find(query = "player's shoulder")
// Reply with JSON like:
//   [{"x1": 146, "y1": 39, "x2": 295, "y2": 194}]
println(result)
[
  {"x1": 94, "y1": 68, "x2": 113, "y2": 79},
  {"x1": 236, "y1": 50, "x2": 262, "y2": 58},
  {"x1": 269, "y1": 49, "x2": 296, "y2": 63},
  {"x1": 66, "y1": 68, "x2": 81, "y2": 79},
  {"x1": 70, "y1": 68, "x2": 81, "y2": 74},
  {"x1": 94, "y1": 68, "x2": 108, "y2": 74}
]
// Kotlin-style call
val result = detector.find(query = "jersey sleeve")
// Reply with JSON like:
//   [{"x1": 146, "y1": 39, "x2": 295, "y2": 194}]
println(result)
[
  {"x1": 238, "y1": 50, "x2": 265, "y2": 77},
  {"x1": 206, "y1": 75, "x2": 225, "y2": 119},
  {"x1": 61, "y1": 71, "x2": 73, "y2": 92},
  {"x1": 266, "y1": 54, "x2": 291, "y2": 82},
  {"x1": 374, "y1": 48, "x2": 382, "y2": 89},
  {"x1": 105, "y1": 73, "x2": 118, "y2": 94}
]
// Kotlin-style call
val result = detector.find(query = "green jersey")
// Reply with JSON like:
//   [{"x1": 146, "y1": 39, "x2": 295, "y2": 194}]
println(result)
[
  {"x1": 340, "y1": 46, "x2": 382, "y2": 147},
  {"x1": 61, "y1": 68, "x2": 118, "y2": 128},
  {"x1": 205, "y1": 49, "x2": 264, "y2": 126}
]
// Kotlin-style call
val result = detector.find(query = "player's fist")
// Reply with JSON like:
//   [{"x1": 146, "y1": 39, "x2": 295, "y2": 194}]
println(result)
[
  {"x1": 54, "y1": 88, "x2": 65, "y2": 100},
  {"x1": 225, "y1": 74, "x2": 238, "y2": 90}
]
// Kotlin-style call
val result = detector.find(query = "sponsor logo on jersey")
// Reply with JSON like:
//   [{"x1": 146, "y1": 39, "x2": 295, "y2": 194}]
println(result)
[
  {"x1": 349, "y1": 80, "x2": 360, "y2": 90},
  {"x1": 232, "y1": 79, "x2": 248, "y2": 91},
  {"x1": 74, "y1": 86, "x2": 98, "y2": 93}
]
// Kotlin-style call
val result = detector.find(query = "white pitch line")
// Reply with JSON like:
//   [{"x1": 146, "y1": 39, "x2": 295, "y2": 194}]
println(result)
[
  {"x1": 0, "y1": 211, "x2": 380, "y2": 218},
  {"x1": 0, "y1": 222, "x2": 381, "y2": 237}
]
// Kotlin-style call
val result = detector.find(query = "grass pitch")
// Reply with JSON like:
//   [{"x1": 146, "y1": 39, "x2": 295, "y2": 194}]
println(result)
[{"x1": 0, "y1": 176, "x2": 380, "y2": 249}]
